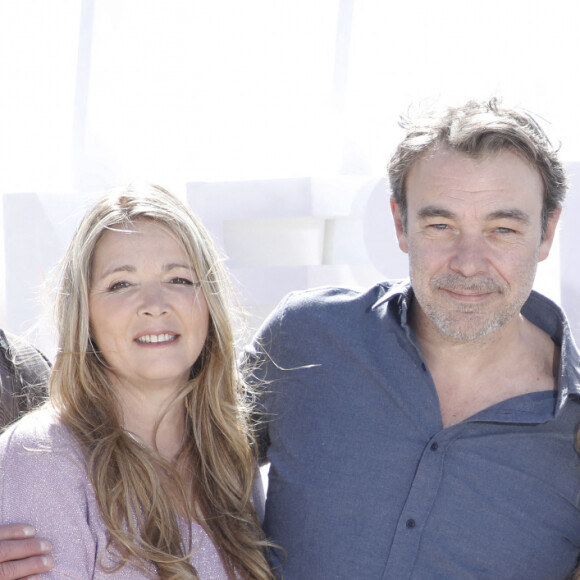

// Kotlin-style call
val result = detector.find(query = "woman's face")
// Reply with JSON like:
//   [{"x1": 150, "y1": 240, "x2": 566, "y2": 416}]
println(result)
[{"x1": 88, "y1": 219, "x2": 210, "y2": 394}]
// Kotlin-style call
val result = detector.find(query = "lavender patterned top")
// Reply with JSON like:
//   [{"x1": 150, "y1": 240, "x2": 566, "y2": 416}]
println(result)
[{"x1": 0, "y1": 408, "x2": 239, "y2": 579}]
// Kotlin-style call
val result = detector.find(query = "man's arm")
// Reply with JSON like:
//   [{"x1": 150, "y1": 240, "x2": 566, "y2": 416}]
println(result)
[{"x1": 0, "y1": 524, "x2": 53, "y2": 580}]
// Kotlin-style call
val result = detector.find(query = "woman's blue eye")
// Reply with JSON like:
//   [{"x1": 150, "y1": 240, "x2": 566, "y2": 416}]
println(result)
[
  {"x1": 108, "y1": 281, "x2": 131, "y2": 292},
  {"x1": 170, "y1": 277, "x2": 194, "y2": 286}
]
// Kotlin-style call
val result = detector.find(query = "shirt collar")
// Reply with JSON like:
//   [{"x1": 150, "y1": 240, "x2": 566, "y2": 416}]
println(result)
[
  {"x1": 522, "y1": 291, "x2": 580, "y2": 412},
  {"x1": 371, "y1": 280, "x2": 580, "y2": 413},
  {"x1": 371, "y1": 279, "x2": 412, "y2": 313}
]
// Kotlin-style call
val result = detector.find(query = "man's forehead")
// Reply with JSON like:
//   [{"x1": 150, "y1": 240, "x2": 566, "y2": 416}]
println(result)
[{"x1": 407, "y1": 147, "x2": 543, "y2": 198}]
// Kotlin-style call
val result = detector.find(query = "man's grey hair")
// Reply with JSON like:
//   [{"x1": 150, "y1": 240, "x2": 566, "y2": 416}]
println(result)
[{"x1": 388, "y1": 98, "x2": 567, "y2": 239}]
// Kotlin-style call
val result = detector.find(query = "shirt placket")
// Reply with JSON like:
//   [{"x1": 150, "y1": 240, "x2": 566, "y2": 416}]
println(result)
[{"x1": 381, "y1": 430, "x2": 459, "y2": 580}]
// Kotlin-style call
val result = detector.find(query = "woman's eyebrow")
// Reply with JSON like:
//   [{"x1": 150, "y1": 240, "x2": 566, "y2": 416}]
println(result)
[
  {"x1": 163, "y1": 263, "x2": 194, "y2": 272},
  {"x1": 97, "y1": 264, "x2": 136, "y2": 279}
]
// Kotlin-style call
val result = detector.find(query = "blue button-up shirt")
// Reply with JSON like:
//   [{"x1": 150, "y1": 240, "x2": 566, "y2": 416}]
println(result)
[{"x1": 248, "y1": 281, "x2": 580, "y2": 579}]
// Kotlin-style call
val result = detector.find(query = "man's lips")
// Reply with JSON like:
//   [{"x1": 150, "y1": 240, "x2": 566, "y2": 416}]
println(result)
[
  {"x1": 134, "y1": 333, "x2": 179, "y2": 344},
  {"x1": 433, "y1": 275, "x2": 504, "y2": 301},
  {"x1": 441, "y1": 288, "x2": 496, "y2": 303}
]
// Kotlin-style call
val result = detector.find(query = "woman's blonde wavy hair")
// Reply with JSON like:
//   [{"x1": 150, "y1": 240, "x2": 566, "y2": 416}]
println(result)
[{"x1": 49, "y1": 184, "x2": 273, "y2": 579}]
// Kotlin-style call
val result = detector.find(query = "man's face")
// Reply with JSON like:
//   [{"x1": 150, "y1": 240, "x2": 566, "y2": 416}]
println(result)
[{"x1": 391, "y1": 147, "x2": 560, "y2": 342}]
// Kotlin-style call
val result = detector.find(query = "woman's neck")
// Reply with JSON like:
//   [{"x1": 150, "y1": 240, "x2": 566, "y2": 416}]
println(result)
[{"x1": 112, "y1": 376, "x2": 187, "y2": 460}]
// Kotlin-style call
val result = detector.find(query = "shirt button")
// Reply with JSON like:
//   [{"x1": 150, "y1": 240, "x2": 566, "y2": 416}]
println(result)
[
  {"x1": 430, "y1": 442, "x2": 439, "y2": 451},
  {"x1": 406, "y1": 519, "x2": 416, "y2": 529}
]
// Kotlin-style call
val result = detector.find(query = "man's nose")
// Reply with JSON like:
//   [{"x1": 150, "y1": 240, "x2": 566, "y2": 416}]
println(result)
[{"x1": 448, "y1": 232, "x2": 489, "y2": 277}]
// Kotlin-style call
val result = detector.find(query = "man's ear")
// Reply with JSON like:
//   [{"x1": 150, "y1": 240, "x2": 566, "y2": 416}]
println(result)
[
  {"x1": 390, "y1": 197, "x2": 409, "y2": 254},
  {"x1": 538, "y1": 206, "x2": 562, "y2": 262}
]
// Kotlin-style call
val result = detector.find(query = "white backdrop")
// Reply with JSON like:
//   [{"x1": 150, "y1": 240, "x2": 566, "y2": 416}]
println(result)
[
  {"x1": 2, "y1": 167, "x2": 577, "y2": 358},
  {"x1": 1, "y1": 0, "x2": 579, "y2": 357}
]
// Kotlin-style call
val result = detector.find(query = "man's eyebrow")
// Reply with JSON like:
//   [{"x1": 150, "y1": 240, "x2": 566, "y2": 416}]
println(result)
[
  {"x1": 416, "y1": 206, "x2": 532, "y2": 224},
  {"x1": 417, "y1": 206, "x2": 456, "y2": 220},
  {"x1": 486, "y1": 209, "x2": 531, "y2": 223}
]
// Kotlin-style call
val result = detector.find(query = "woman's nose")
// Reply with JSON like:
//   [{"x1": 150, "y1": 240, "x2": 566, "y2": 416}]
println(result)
[{"x1": 137, "y1": 283, "x2": 168, "y2": 317}]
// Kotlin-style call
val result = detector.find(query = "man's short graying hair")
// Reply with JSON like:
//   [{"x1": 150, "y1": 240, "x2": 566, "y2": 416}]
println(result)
[{"x1": 388, "y1": 98, "x2": 567, "y2": 238}]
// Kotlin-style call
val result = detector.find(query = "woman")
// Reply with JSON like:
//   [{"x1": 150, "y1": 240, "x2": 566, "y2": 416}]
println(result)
[{"x1": 0, "y1": 184, "x2": 273, "y2": 579}]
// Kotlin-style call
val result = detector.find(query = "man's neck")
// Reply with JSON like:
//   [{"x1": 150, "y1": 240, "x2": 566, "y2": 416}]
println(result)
[
  {"x1": 413, "y1": 310, "x2": 522, "y2": 372},
  {"x1": 411, "y1": 308, "x2": 559, "y2": 428}
]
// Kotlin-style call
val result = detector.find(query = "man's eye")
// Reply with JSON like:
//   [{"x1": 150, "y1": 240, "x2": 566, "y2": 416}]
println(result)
[
  {"x1": 169, "y1": 277, "x2": 194, "y2": 286},
  {"x1": 108, "y1": 281, "x2": 131, "y2": 292},
  {"x1": 431, "y1": 223, "x2": 449, "y2": 230},
  {"x1": 496, "y1": 227, "x2": 516, "y2": 234}
]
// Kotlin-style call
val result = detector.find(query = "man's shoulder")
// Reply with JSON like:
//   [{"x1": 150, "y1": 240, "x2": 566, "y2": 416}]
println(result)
[
  {"x1": 0, "y1": 329, "x2": 51, "y2": 378},
  {"x1": 249, "y1": 280, "x2": 409, "y2": 362},
  {"x1": 0, "y1": 329, "x2": 51, "y2": 427},
  {"x1": 0, "y1": 329, "x2": 51, "y2": 393},
  {"x1": 278, "y1": 279, "x2": 407, "y2": 316}
]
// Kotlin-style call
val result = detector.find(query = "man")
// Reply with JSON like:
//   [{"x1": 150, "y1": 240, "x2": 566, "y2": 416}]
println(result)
[
  {"x1": 0, "y1": 330, "x2": 54, "y2": 579},
  {"x1": 248, "y1": 99, "x2": 580, "y2": 578}
]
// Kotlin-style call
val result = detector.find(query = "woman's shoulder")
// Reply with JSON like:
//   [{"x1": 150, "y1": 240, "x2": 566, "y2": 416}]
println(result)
[
  {"x1": 0, "y1": 410, "x2": 104, "y2": 577},
  {"x1": 0, "y1": 407, "x2": 92, "y2": 523},
  {"x1": 0, "y1": 406, "x2": 84, "y2": 468}
]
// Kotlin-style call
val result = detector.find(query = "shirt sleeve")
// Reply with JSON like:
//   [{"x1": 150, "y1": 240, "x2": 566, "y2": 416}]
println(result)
[
  {"x1": 0, "y1": 418, "x2": 100, "y2": 579},
  {"x1": 244, "y1": 294, "x2": 292, "y2": 465}
]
